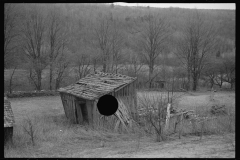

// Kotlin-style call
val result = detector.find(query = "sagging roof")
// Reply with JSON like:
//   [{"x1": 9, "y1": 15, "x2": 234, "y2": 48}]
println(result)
[
  {"x1": 4, "y1": 97, "x2": 15, "y2": 127},
  {"x1": 58, "y1": 72, "x2": 137, "y2": 100}
]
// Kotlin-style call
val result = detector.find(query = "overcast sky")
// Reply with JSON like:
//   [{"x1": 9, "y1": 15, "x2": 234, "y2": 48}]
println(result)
[{"x1": 114, "y1": 3, "x2": 235, "y2": 10}]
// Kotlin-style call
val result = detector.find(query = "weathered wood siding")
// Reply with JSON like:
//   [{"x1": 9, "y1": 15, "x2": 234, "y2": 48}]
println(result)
[
  {"x1": 60, "y1": 93, "x2": 77, "y2": 123},
  {"x1": 60, "y1": 93, "x2": 69, "y2": 119},
  {"x1": 60, "y1": 80, "x2": 138, "y2": 127},
  {"x1": 91, "y1": 81, "x2": 138, "y2": 128},
  {"x1": 114, "y1": 82, "x2": 138, "y2": 120},
  {"x1": 86, "y1": 101, "x2": 94, "y2": 124},
  {"x1": 92, "y1": 100, "x2": 98, "y2": 126},
  {"x1": 75, "y1": 99, "x2": 83, "y2": 123}
]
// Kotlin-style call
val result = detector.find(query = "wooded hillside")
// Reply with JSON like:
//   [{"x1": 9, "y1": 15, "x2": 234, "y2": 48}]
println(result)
[{"x1": 4, "y1": 3, "x2": 235, "y2": 92}]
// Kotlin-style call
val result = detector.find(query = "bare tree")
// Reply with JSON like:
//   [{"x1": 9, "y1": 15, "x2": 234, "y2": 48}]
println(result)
[
  {"x1": 53, "y1": 41, "x2": 70, "y2": 90},
  {"x1": 175, "y1": 10, "x2": 217, "y2": 91},
  {"x1": 91, "y1": 55, "x2": 101, "y2": 72},
  {"x1": 4, "y1": 3, "x2": 18, "y2": 69},
  {"x1": 76, "y1": 54, "x2": 91, "y2": 79},
  {"x1": 201, "y1": 56, "x2": 220, "y2": 89},
  {"x1": 174, "y1": 35, "x2": 192, "y2": 91},
  {"x1": 222, "y1": 57, "x2": 235, "y2": 89},
  {"x1": 203, "y1": 52, "x2": 235, "y2": 90},
  {"x1": 203, "y1": 65, "x2": 217, "y2": 89},
  {"x1": 139, "y1": 93, "x2": 170, "y2": 142},
  {"x1": 8, "y1": 67, "x2": 17, "y2": 94},
  {"x1": 211, "y1": 56, "x2": 235, "y2": 89},
  {"x1": 92, "y1": 14, "x2": 124, "y2": 73},
  {"x1": 21, "y1": 9, "x2": 48, "y2": 91},
  {"x1": 47, "y1": 9, "x2": 67, "y2": 90},
  {"x1": 209, "y1": 58, "x2": 225, "y2": 89},
  {"x1": 55, "y1": 55, "x2": 69, "y2": 90},
  {"x1": 135, "y1": 14, "x2": 170, "y2": 88},
  {"x1": 214, "y1": 68, "x2": 225, "y2": 89},
  {"x1": 93, "y1": 15, "x2": 111, "y2": 72},
  {"x1": 215, "y1": 36, "x2": 234, "y2": 58},
  {"x1": 22, "y1": 117, "x2": 38, "y2": 146},
  {"x1": 125, "y1": 53, "x2": 143, "y2": 77},
  {"x1": 110, "y1": 19, "x2": 125, "y2": 74},
  {"x1": 55, "y1": 62, "x2": 69, "y2": 90}
]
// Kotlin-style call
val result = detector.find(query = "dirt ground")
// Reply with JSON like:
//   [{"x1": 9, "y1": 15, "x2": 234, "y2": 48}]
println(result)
[{"x1": 4, "y1": 92, "x2": 235, "y2": 158}]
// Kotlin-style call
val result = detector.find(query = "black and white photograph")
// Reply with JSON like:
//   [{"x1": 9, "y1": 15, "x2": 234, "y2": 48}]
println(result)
[{"x1": 4, "y1": 3, "x2": 235, "y2": 158}]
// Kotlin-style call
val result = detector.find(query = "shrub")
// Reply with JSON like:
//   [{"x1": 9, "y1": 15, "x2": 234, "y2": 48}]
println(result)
[
  {"x1": 22, "y1": 117, "x2": 38, "y2": 146},
  {"x1": 138, "y1": 92, "x2": 171, "y2": 142}
]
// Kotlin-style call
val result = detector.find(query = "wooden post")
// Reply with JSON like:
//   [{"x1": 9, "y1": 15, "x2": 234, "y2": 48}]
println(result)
[
  {"x1": 72, "y1": 96, "x2": 77, "y2": 124},
  {"x1": 171, "y1": 78, "x2": 174, "y2": 103},
  {"x1": 133, "y1": 81, "x2": 138, "y2": 122},
  {"x1": 66, "y1": 95, "x2": 71, "y2": 122},
  {"x1": 92, "y1": 100, "x2": 97, "y2": 128},
  {"x1": 74, "y1": 98, "x2": 79, "y2": 124},
  {"x1": 168, "y1": 90, "x2": 169, "y2": 103},
  {"x1": 165, "y1": 103, "x2": 171, "y2": 131},
  {"x1": 200, "y1": 120, "x2": 204, "y2": 140},
  {"x1": 87, "y1": 101, "x2": 93, "y2": 125},
  {"x1": 60, "y1": 93, "x2": 68, "y2": 119},
  {"x1": 178, "y1": 113, "x2": 184, "y2": 139}
]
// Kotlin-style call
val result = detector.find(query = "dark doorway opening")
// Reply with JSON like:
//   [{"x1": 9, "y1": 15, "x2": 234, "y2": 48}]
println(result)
[
  {"x1": 160, "y1": 83, "x2": 164, "y2": 89},
  {"x1": 79, "y1": 102, "x2": 89, "y2": 124},
  {"x1": 4, "y1": 127, "x2": 13, "y2": 145}
]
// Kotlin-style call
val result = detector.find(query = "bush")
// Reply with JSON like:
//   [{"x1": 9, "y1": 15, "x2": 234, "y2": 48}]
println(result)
[
  {"x1": 138, "y1": 92, "x2": 172, "y2": 142},
  {"x1": 22, "y1": 117, "x2": 39, "y2": 146}
]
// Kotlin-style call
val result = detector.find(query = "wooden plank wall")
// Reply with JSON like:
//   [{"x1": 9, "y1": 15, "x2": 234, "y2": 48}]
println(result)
[
  {"x1": 60, "y1": 93, "x2": 69, "y2": 119},
  {"x1": 114, "y1": 82, "x2": 138, "y2": 120},
  {"x1": 60, "y1": 93, "x2": 77, "y2": 123},
  {"x1": 86, "y1": 101, "x2": 93, "y2": 125},
  {"x1": 92, "y1": 100, "x2": 98, "y2": 127},
  {"x1": 75, "y1": 99, "x2": 83, "y2": 124},
  {"x1": 75, "y1": 97, "x2": 90, "y2": 124},
  {"x1": 132, "y1": 81, "x2": 138, "y2": 121},
  {"x1": 61, "y1": 94, "x2": 99, "y2": 126}
]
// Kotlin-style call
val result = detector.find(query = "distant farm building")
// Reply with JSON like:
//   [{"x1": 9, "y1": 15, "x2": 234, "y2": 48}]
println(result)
[
  {"x1": 4, "y1": 96, "x2": 15, "y2": 145},
  {"x1": 58, "y1": 72, "x2": 138, "y2": 131},
  {"x1": 149, "y1": 79, "x2": 166, "y2": 89}
]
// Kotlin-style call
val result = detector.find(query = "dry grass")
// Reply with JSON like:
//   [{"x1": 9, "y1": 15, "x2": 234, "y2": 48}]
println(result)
[
  {"x1": 4, "y1": 91, "x2": 235, "y2": 158},
  {"x1": 137, "y1": 91, "x2": 235, "y2": 139},
  {"x1": 4, "y1": 96, "x2": 142, "y2": 157}
]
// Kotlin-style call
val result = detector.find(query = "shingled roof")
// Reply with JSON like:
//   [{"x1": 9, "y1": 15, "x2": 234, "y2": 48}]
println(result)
[
  {"x1": 58, "y1": 72, "x2": 137, "y2": 100},
  {"x1": 4, "y1": 97, "x2": 15, "y2": 128}
]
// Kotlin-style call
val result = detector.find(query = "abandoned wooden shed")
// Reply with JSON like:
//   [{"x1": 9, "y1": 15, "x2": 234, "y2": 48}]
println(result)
[
  {"x1": 58, "y1": 72, "x2": 138, "y2": 129},
  {"x1": 4, "y1": 96, "x2": 15, "y2": 145}
]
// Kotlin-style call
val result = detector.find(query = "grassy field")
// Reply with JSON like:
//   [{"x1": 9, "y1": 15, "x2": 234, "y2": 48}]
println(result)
[{"x1": 4, "y1": 91, "x2": 235, "y2": 158}]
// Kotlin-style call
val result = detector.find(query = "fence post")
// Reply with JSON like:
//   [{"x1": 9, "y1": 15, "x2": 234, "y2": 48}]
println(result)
[{"x1": 165, "y1": 103, "x2": 171, "y2": 131}]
